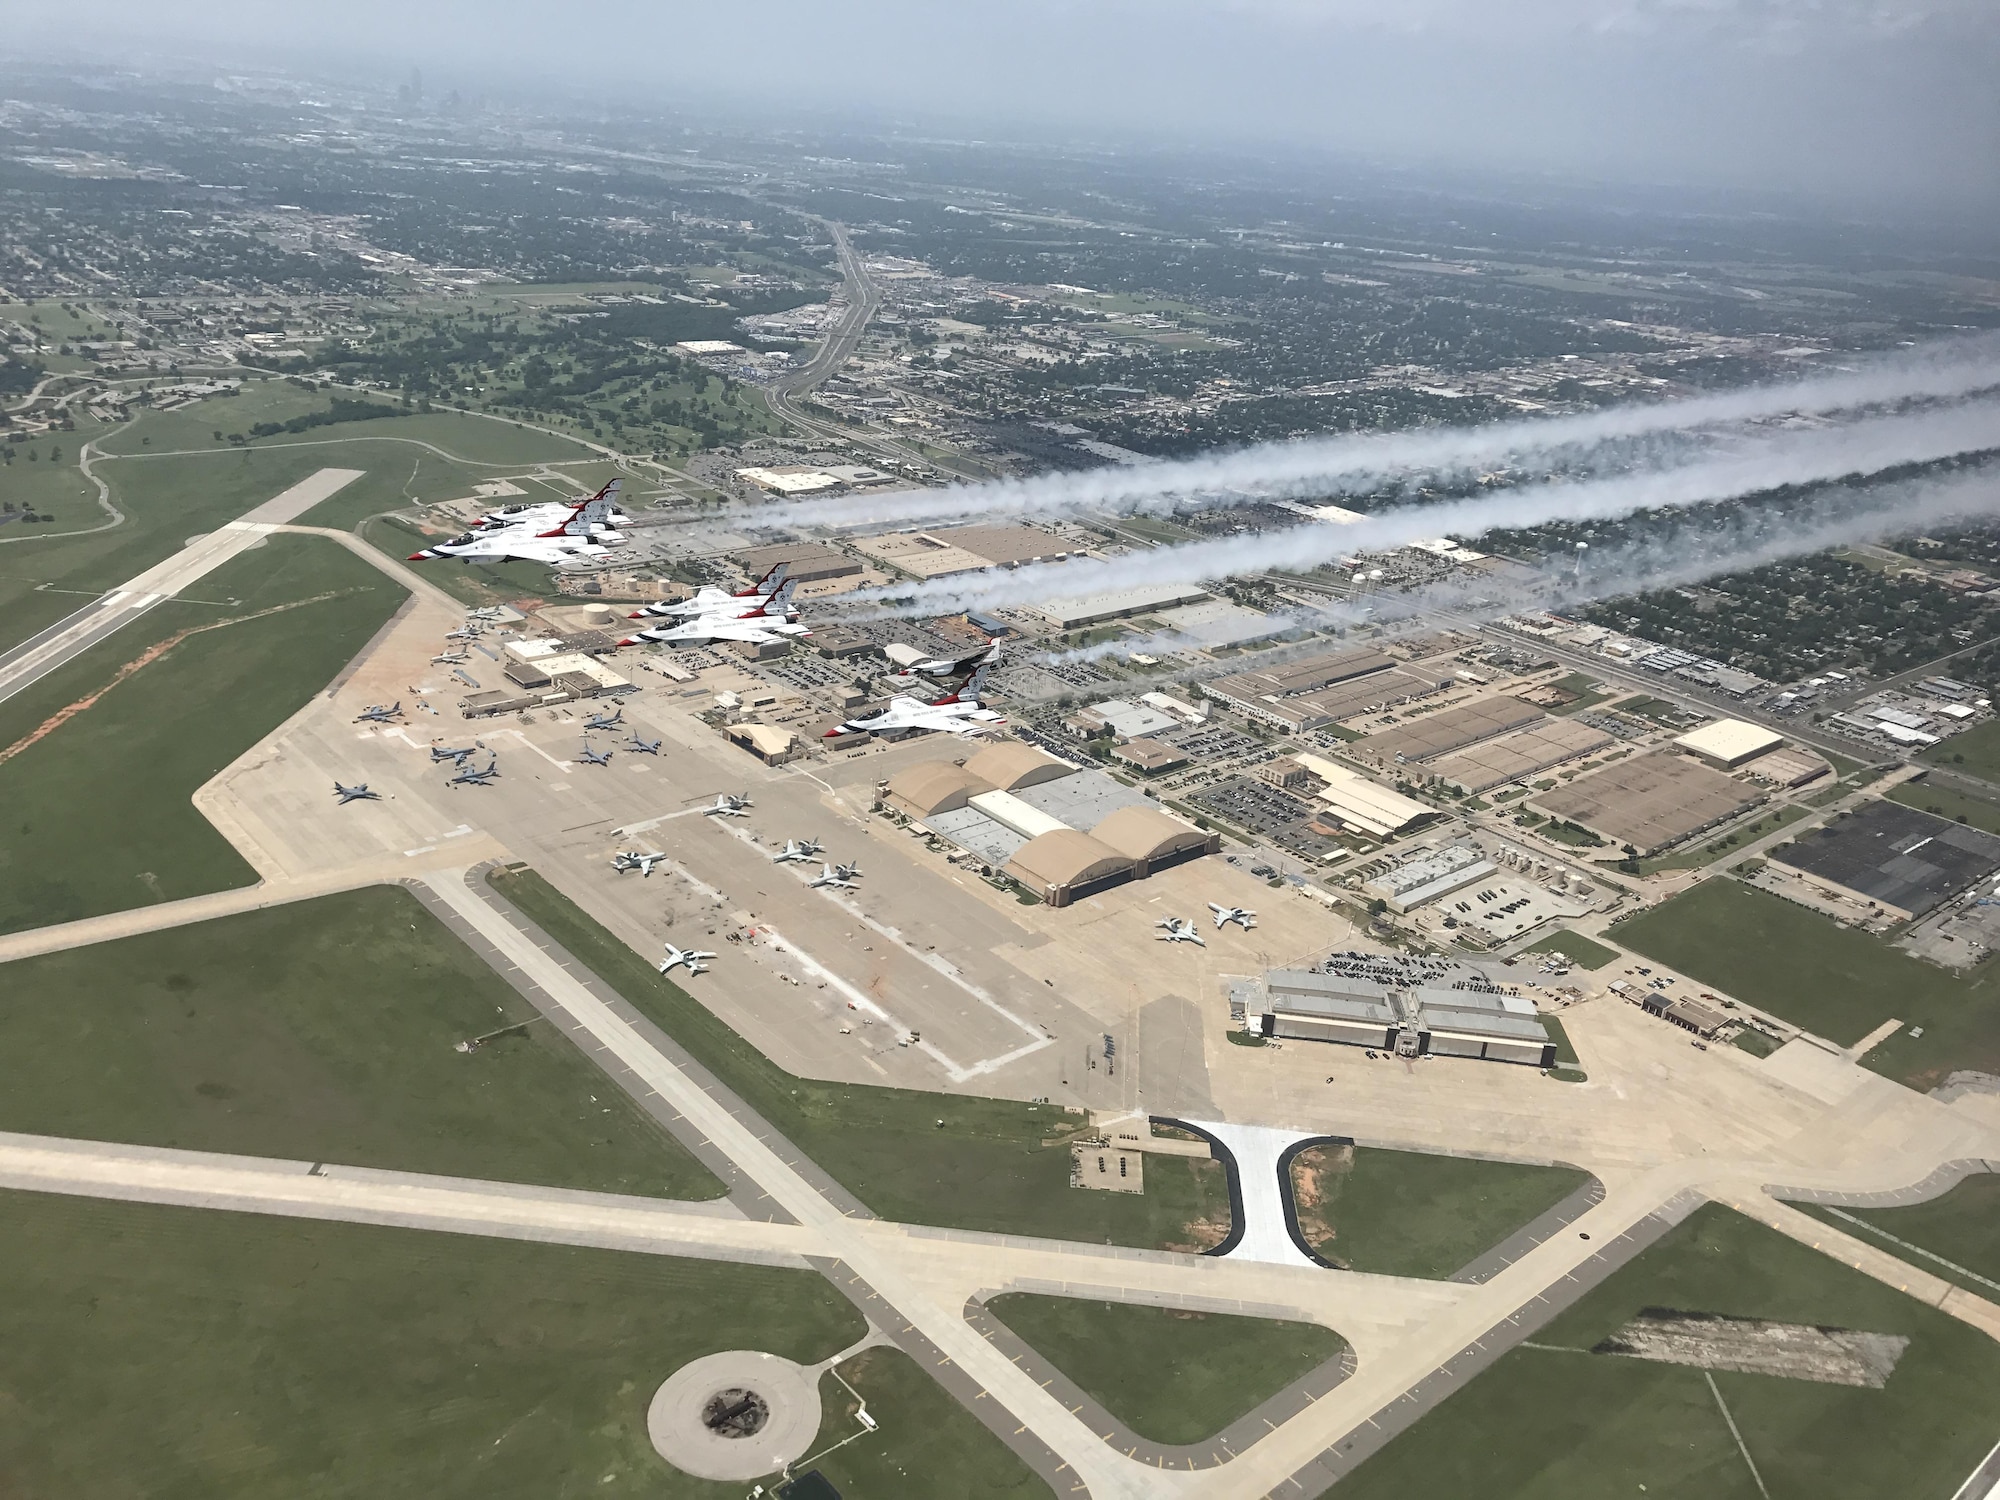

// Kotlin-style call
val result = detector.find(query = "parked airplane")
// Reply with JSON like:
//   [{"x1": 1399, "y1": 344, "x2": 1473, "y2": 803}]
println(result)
[
  {"x1": 467, "y1": 606, "x2": 508, "y2": 621},
  {"x1": 354, "y1": 702, "x2": 402, "y2": 723},
  {"x1": 408, "y1": 492, "x2": 624, "y2": 567},
  {"x1": 472, "y1": 478, "x2": 629, "y2": 533},
  {"x1": 447, "y1": 760, "x2": 499, "y2": 788},
  {"x1": 1208, "y1": 903, "x2": 1258, "y2": 931},
  {"x1": 908, "y1": 637, "x2": 1002, "y2": 680},
  {"x1": 660, "y1": 942, "x2": 716, "y2": 977},
  {"x1": 809, "y1": 862, "x2": 862, "y2": 889},
  {"x1": 432, "y1": 651, "x2": 471, "y2": 665},
  {"x1": 578, "y1": 743, "x2": 613, "y2": 766},
  {"x1": 824, "y1": 669, "x2": 1003, "y2": 740},
  {"x1": 1155, "y1": 917, "x2": 1207, "y2": 945},
  {"x1": 583, "y1": 706, "x2": 624, "y2": 731},
  {"x1": 617, "y1": 581, "x2": 810, "y2": 649},
  {"x1": 628, "y1": 562, "x2": 790, "y2": 620},
  {"x1": 430, "y1": 744, "x2": 478, "y2": 764},
  {"x1": 702, "y1": 793, "x2": 752, "y2": 817},
  {"x1": 612, "y1": 850, "x2": 668, "y2": 876},
  {"x1": 333, "y1": 782, "x2": 381, "y2": 804},
  {"x1": 772, "y1": 837, "x2": 824, "y2": 863},
  {"x1": 627, "y1": 732, "x2": 662, "y2": 755}
]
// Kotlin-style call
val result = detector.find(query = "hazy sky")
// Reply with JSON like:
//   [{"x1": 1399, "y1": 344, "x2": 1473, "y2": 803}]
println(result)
[{"x1": 23, "y1": 1, "x2": 2000, "y2": 215}]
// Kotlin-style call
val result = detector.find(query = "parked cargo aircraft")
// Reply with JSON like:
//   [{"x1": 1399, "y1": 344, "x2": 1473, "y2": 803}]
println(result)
[
  {"x1": 627, "y1": 732, "x2": 662, "y2": 755},
  {"x1": 1155, "y1": 917, "x2": 1206, "y2": 945},
  {"x1": 355, "y1": 702, "x2": 402, "y2": 723},
  {"x1": 702, "y1": 793, "x2": 753, "y2": 817},
  {"x1": 772, "y1": 837, "x2": 823, "y2": 863},
  {"x1": 583, "y1": 706, "x2": 624, "y2": 731},
  {"x1": 1209, "y1": 903, "x2": 1257, "y2": 931},
  {"x1": 612, "y1": 850, "x2": 668, "y2": 876},
  {"x1": 660, "y1": 942, "x2": 716, "y2": 976},
  {"x1": 430, "y1": 744, "x2": 478, "y2": 764},
  {"x1": 578, "y1": 743, "x2": 613, "y2": 766},
  {"x1": 447, "y1": 760, "x2": 499, "y2": 787},
  {"x1": 808, "y1": 862, "x2": 862, "y2": 889}
]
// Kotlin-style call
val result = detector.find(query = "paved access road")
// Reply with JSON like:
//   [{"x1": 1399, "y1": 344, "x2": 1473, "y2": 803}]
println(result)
[{"x1": 0, "y1": 468, "x2": 363, "y2": 706}]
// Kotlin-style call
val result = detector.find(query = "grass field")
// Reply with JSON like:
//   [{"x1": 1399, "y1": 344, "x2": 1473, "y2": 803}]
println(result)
[
  {"x1": 1288, "y1": 1144, "x2": 1590, "y2": 1278},
  {"x1": 490, "y1": 869, "x2": 1234, "y2": 1251},
  {"x1": 1519, "y1": 930, "x2": 1619, "y2": 970},
  {"x1": 0, "y1": 1189, "x2": 867, "y2": 1498},
  {"x1": 1924, "y1": 719, "x2": 2000, "y2": 783},
  {"x1": 1327, "y1": 1204, "x2": 2000, "y2": 1500},
  {"x1": 1797, "y1": 1174, "x2": 2000, "y2": 1297},
  {"x1": 0, "y1": 536, "x2": 406, "y2": 934},
  {"x1": 802, "y1": 1348, "x2": 1051, "y2": 1498},
  {"x1": 984, "y1": 1295, "x2": 1344, "y2": 1445},
  {"x1": 0, "y1": 885, "x2": 722, "y2": 1198},
  {"x1": 1887, "y1": 778, "x2": 2000, "y2": 838},
  {"x1": 1612, "y1": 878, "x2": 2000, "y2": 1088}
]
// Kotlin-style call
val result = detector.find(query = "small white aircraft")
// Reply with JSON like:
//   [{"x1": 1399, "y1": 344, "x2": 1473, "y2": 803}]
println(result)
[
  {"x1": 612, "y1": 850, "x2": 668, "y2": 876},
  {"x1": 409, "y1": 488, "x2": 624, "y2": 567},
  {"x1": 824, "y1": 668, "x2": 1004, "y2": 740},
  {"x1": 618, "y1": 581, "x2": 810, "y2": 648},
  {"x1": 1208, "y1": 903, "x2": 1258, "y2": 931},
  {"x1": 809, "y1": 861, "x2": 862, "y2": 889},
  {"x1": 772, "y1": 837, "x2": 824, "y2": 864},
  {"x1": 702, "y1": 793, "x2": 752, "y2": 817},
  {"x1": 659, "y1": 942, "x2": 716, "y2": 977},
  {"x1": 1155, "y1": 917, "x2": 1207, "y2": 946},
  {"x1": 627, "y1": 562, "x2": 790, "y2": 621}
]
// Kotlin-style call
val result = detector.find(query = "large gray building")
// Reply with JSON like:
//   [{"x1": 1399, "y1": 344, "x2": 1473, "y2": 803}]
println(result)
[{"x1": 1261, "y1": 969, "x2": 1555, "y2": 1067}]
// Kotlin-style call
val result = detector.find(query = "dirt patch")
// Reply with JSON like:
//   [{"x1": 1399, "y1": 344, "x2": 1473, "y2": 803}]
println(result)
[
  {"x1": 1164, "y1": 1214, "x2": 1232, "y2": 1255},
  {"x1": 1594, "y1": 1309, "x2": 1909, "y2": 1387},
  {"x1": 1288, "y1": 1143, "x2": 1354, "y2": 1265}
]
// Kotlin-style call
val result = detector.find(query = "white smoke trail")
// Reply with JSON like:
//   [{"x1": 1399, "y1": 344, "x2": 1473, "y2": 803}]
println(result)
[
  {"x1": 750, "y1": 332, "x2": 2000, "y2": 533},
  {"x1": 837, "y1": 398, "x2": 2000, "y2": 619},
  {"x1": 1021, "y1": 464, "x2": 2000, "y2": 698}
]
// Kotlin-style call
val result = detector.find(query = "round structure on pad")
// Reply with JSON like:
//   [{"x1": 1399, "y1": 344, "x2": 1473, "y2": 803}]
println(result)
[{"x1": 646, "y1": 1350, "x2": 822, "y2": 1481}]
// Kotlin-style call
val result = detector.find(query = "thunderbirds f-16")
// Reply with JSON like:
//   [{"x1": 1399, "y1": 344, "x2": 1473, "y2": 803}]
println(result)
[
  {"x1": 808, "y1": 861, "x2": 862, "y2": 889},
  {"x1": 578, "y1": 743, "x2": 613, "y2": 766},
  {"x1": 354, "y1": 702, "x2": 402, "y2": 724},
  {"x1": 612, "y1": 850, "x2": 669, "y2": 876},
  {"x1": 470, "y1": 478, "x2": 630, "y2": 534},
  {"x1": 446, "y1": 760, "x2": 499, "y2": 787},
  {"x1": 824, "y1": 668, "x2": 1003, "y2": 740},
  {"x1": 627, "y1": 732, "x2": 662, "y2": 755},
  {"x1": 1155, "y1": 917, "x2": 1207, "y2": 945},
  {"x1": 430, "y1": 744, "x2": 478, "y2": 764},
  {"x1": 583, "y1": 706, "x2": 624, "y2": 732},
  {"x1": 408, "y1": 484, "x2": 625, "y2": 567},
  {"x1": 907, "y1": 637, "x2": 1002, "y2": 680},
  {"x1": 332, "y1": 782, "x2": 381, "y2": 804},
  {"x1": 772, "y1": 837, "x2": 824, "y2": 864},
  {"x1": 617, "y1": 580, "x2": 810, "y2": 649},
  {"x1": 660, "y1": 942, "x2": 716, "y2": 977},
  {"x1": 1209, "y1": 903, "x2": 1258, "y2": 930},
  {"x1": 627, "y1": 563, "x2": 789, "y2": 621},
  {"x1": 702, "y1": 793, "x2": 752, "y2": 817}
]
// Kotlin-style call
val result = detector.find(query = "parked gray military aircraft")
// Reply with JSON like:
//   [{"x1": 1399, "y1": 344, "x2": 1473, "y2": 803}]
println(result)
[
  {"x1": 809, "y1": 861, "x2": 862, "y2": 889},
  {"x1": 702, "y1": 793, "x2": 752, "y2": 817},
  {"x1": 773, "y1": 837, "x2": 824, "y2": 863},
  {"x1": 333, "y1": 782, "x2": 381, "y2": 804},
  {"x1": 627, "y1": 732, "x2": 662, "y2": 755},
  {"x1": 354, "y1": 702, "x2": 402, "y2": 724},
  {"x1": 430, "y1": 744, "x2": 478, "y2": 764},
  {"x1": 660, "y1": 942, "x2": 716, "y2": 976},
  {"x1": 578, "y1": 743, "x2": 613, "y2": 766},
  {"x1": 1209, "y1": 903, "x2": 1258, "y2": 931},
  {"x1": 612, "y1": 850, "x2": 668, "y2": 876},
  {"x1": 584, "y1": 706, "x2": 624, "y2": 732},
  {"x1": 447, "y1": 760, "x2": 499, "y2": 787}
]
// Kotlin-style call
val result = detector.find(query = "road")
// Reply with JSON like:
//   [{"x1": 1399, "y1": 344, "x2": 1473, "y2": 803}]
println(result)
[{"x1": 0, "y1": 468, "x2": 363, "y2": 705}]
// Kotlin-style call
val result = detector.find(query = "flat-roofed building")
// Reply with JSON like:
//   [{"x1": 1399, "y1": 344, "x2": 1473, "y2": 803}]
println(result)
[
  {"x1": 1264, "y1": 972, "x2": 1402, "y2": 1049},
  {"x1": 727, "y1": 722, "x2": 799, "y2": 764},
  {"x1": 1260, "y1": 972, "x2": 1553, "y2": 1064},
  {"x1": 1529, "y1": 750, "x2": 1763, "y2": 855},
  {"x1": 1361, "y1": 844, "x2": 1498, "y2": 912},
  {"x1": 1111, "y1": 738, "x2": 1188, "y2": 774},
  {"x1": 1746, "y1": 745, "x2": 1832, "y2": 788},
  {"x1": 968, "y1": 789, "x2": 1071, "y2": 841},
  {"x1": 1037, "y1": 584, "x2": 1212, "y2": 630},
  {"x1": 1291, "y1": 754, "x2": 1434, "y2": 839},
  {"x1": 928, "y1": 524, "x2": 1074, "y2": 568},
  {"x1": 734, "y1": 541, "x2": 861, "y2": 583},
  {"x1": 1673, "y1": 718, "x2": 1785, "y2": 768},
  {"x1": 1406, "y1": 987, "x2": 1556, "y2": 1067},
  {"x1": 1428, "y1": 718, "x2": 1615, "y2": 794},
  {"x1": 1643, "y1": 993, "x2": 1728, "y2": 1038},
  {"x1": 1349, "y1": 697, "x2": 1545, "y2": 769}
]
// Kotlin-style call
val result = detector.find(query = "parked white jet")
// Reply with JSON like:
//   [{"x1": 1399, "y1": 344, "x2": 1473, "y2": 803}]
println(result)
[
  {"x1": 409, "y1": 491, "x2": 625, "y2": 567},
  {"x1": 628, "y1": 563, "x2": 790, "y2": 620},
  {"x1": 618, "y1": 581, "x2": 810, "y2": 648},
  {"x1": 772, "y1": 837, "x2": 824, "y2": 864},
  {"x1": 659, "y1": 942, "x2": 716, "y2": 976},
  {"x1": 702, "y1": 793, "x2": 752, "y2": 817},
  {"x1": 808, "y1": 861, "x2": 861, "y2": 889},
  {"x1": 1208, "y1": 903, "x2": 1258, "y2": 931},
  {"x1": 823, "y1": 668, "x2": 1003, "y2": 740},
  {"x1": 612, "y1": 850, "x2": 668, "y2": 876},
  {"x1": 1155, "y1": 917, "x2": 1207, "y2": 945}
]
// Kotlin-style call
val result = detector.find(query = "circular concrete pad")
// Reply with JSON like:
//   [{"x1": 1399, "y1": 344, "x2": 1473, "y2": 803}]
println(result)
[{"x1": 647, "y1": 1350, "x2": 822, "y2": 1481}]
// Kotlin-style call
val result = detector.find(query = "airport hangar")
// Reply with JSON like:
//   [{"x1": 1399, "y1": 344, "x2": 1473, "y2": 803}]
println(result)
[{"x1": 886, "y1": 742, "x2": 1220, "y2": 906}]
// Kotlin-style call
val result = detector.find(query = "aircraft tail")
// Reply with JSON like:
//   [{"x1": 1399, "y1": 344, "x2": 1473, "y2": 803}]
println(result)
[
  {"x1": 738, "y1": 561, "x2": 791, "y2": 598},
  {"x1": 935, "y1": 665, "x2": 991, "y2": 705},
  {"x1": 542, "y1": 478, "x2": 623, "y2": 536},
  {"x1": 751, "y1": 578, "x2": 800, "y2": 617}
]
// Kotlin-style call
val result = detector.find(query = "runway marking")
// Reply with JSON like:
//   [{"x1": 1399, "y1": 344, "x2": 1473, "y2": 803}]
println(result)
[{"x1": 499, "y1": 730, "x2": 572, "y2": 772}]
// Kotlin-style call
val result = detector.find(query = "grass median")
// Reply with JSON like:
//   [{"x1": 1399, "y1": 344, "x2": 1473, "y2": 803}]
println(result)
[
  {"x1": 1795, "y1": 1173, "x2": 2000, "y2": 1298},
  {"x1": 489, "y1": 868, "x2": 1233, "y2": 1251}
]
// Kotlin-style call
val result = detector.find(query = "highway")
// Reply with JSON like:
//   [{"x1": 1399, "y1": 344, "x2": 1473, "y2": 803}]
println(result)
[{"x1": 0, "y1": 468, "x2": 363, "y2": 707}]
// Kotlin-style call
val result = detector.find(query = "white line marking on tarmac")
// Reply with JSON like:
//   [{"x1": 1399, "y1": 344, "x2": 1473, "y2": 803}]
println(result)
[{"x1": 500, "y1": 730, "x2": 572, "y2": 772}]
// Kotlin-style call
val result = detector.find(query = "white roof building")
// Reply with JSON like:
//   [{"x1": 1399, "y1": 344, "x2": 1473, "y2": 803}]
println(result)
[
  {"x1": 1291, "y1": 753, "x2": 1433, "y2": 840},
  {"x1": 1672, "y1": 718, "x2": 1784, "y2": 768}
]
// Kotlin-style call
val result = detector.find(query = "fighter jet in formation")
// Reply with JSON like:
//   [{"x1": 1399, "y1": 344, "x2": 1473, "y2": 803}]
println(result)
[
  {"x1": 808, "y1": 861, "x2": 862, "y2": 890},
  {"x1": 1155, "y1": 917, "x2": 1207, "y2": 945},
  {"x1": 583, "y1": 706, "x2": 624, "y2": 732},
  {"x1": 627, "y1": 732, "x2": 662, "y2": 755},
  {"x1": 354, "y1": 702, "x2": 403, "y2": 724},
  {"x1": 408, "y1": 481, "x2": 625, "y2": 568},
  {"x1": 701, "y1": 793, "x2": 752, "y2": 817},
  {"x1": 825, "y1": 667, "x2": 1004, "y2": 740},
  {"x1": 772, "y1": 837, "x2": 824, "y2": 864},
  {"x1": 627, "y1": 562, "x2": 790, "y2": 621},
  {"x1": 660, "y1": 942, "x2": 716, "y2": 977},
  {"x1": 577, "y1": 743, "x2": 613, "y2": 767},
  {"x1": 470, "y1": 479, "x2": 630, "y2": 535},
  {"x1": 1208, "y1": 903, "x2": 1258, "y2": 931},
  {"x1": 906, "y1": 637, "x2": 1003, "y2": 681},
  {"x1": 617, "y1": 580, "x2": 810, "y2": 649},
  {"x1": 612, "y1": 850, "x2": 669, "y2": 876},
  {"x1": 333, "y1": 782, "x2": 381, "y2": 804},
  {"x1": 446, "y1": 760, "x2": 499, "y2": 788}
]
